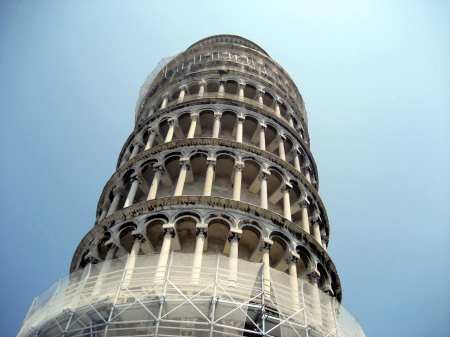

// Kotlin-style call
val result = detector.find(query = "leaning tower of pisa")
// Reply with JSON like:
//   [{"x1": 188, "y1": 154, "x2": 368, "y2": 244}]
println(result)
[{"x1": 19, "y1": 35, "x2": 365, "y2": 337}]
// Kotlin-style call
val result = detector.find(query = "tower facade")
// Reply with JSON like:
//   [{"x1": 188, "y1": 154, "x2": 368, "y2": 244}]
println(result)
[{"x1": 19, "y1": 35, "x2": 365, "y2": 337}]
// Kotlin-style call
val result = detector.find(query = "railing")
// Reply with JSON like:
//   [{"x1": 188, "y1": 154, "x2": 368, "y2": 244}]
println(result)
[{"x1": 19, "y1": 252, "x2": 365, "y2": 337}]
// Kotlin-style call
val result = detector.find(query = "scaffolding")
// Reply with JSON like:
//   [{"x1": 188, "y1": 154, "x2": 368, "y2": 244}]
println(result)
[{"x1": 19, "y1": 252, "x2": 365, "y2": 337}]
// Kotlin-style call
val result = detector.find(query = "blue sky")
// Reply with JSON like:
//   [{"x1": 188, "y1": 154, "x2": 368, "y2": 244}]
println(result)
[{"x1": 0, "y1": 1, "x2": 449, "y2": 336}]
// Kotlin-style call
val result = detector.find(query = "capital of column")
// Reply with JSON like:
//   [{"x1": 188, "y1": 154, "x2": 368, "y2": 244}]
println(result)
[
  {"x1": 179, "y1": 158, "x2": 191, "y2": 170},
  {"x1": 163, "y1": 225, "x2": 176, "y2": 238},
  {"x1": 298, "y1": 197, "x2": 310, "y2": 208},
  {"x1": 259, "y1": 169, "x2": 271, "y2": 181},
  {"x1": 206, "y1": 158, "x2": 217, "y2": 169},
  {"x1": 113, "y1": 184, "x2": 124, "y2": 196},
  {"x1": 312, "y1": 210, "x2": 322, "y2": 224},
  {"x1": 199, "y1": 79, "x2": 206, "y2": 87},
  {"x1": 259, "y1": 123, "x2": 267, "y2": 132},
  {"x1": 321, "y1": 235, "x2": 328, "y2": 245},
  {"x1": 179, "y1": 84, "x2": 188, "y2": 91},
  {"x1": 196, "y1": 228, "x2": 208, "y2": 238},
  {"x1": 234, "y1": 161, "x2": 245, "y2": 172},
  {"x1": 190, "y1": 113, "x2": 199, "y2": 121},
  {"x1": 238, "y1": 81, "x2": 246, "y2": 89},
  {"x1": 100, "y1": 200, "x2": 111, "y2": 212},
  {"x1": 168, "y1": 117, "x2": 178, "y2": 126},
  {"x1": 108, "y1": 244, "x2": 119, "y2": 253},
  {"x1": 261, "y1": 239, "x2": 273, "y2": 252},
  {"x1": 130, "y1": 173, "x2": 143, "y2": 184},
  {"x1": 281, "y1": 183, "x2": 293, "y2": 194},
  {"x1": 153, "y1": 164, "x2": 166, "y2": 174},
  {"x1": 287, "y1": 252, "x2": 300, "y2": 265},
  {"x1": 228, "y1": 231, "x2": 241, "y2": 243},
  {"x1": 162, "y1": 92, "x2": 169, "y2": 99},
  {"x1": 237, "y1": 116, "x2": 245, "y2": 124},
  {"x1": 307, "y1": 271, "x2": 321, "y2": 285},
  {"x1": 257, "y1": 88, "x2": 265, "y2": 96},
  {"x1": 132, "y1": 139, "x2": 144, "y2": 147},
  {"x1": 87, "y1": 256, "x2": 98, "y2": 265},
  {"x1": 214, "y1": 111, "x2": 222, "y2": 121},
  {"x1": 277, "y1": 133, "x2": 287, "y2": 142},
  {"x1": 132, "y1": 233, "x2": 146, "y2": 243}
]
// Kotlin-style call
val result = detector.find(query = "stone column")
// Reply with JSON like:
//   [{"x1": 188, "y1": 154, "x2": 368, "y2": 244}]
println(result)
[
  {"x1": 218, "y1": 79, "x2": 225, "y2": 96},
  {"x1": 321, "y1": 234, "x2": 328, "y2": 252},
  {"x1": 129, "y1": 140, "x2": 143, "y2": 160},
  {"x1": 177, "y1": 85, "x2": 187, "y2": 103},
  {"x1": 282, "y1": 184, "x2": 292, "y2": 221},
  {"x1": 278, "y1": 134, "x2": 286, "y2": 161},
  {"x1": 197, "y1": 79, "x2": 206, "y2": 98},
  {"x1": 307, "y1": 271, "x2": 323, "y2": 328},
  {"x1": 236, "y1": 116, "x2": 245, "y2": 143},
  {"x1": 147, "y1": 106, "x2": 155, "y2": 118},
  {"x1": 293, "y1": 148, "x2": 301, "y2": 171},
  {"x1": 120, "y1": 149, "x2": 131, "y2": 167},
  {"x1": 164, "y1": 118, "x2": 177, "y2": 143},
  {"x1": 123, "y1": 234, "x2": 144, "y2": 288},
  {"x1": 257, "y1": 88, "x2": 265, "y2": 105},
  {"x1": 155, "y1": 227, "x2": 175, "y2": 283},
  {"x1": 124, "y1": 174, "x2": 142, "y2": 208},
  {"x1": 299, "y1": 198, "x2": 311, "y2": 234},
  {"x1": 274, "y1": 99, "x2": 281, "y2": 116},
  {"x1": 160, "y1": 93, "x2": 169, "y2": 109},
  {"x1": 203, "y1": 158, "x2": 216, "y2": 196},
  {"x1": 174, "y1": 159, "x2": 190, "y2": 196},
  {"x1": 212, "y1": 111, "x2": 222, "y2": 138},
  {"x1": 93, "y1": 244, "x2": 118, "y2": 295},
  {"x1": 312, "y1": 215, "x2": 323, "y2": 246},
  {"x1": 144, "y1": 129, "x2": 157, "y2": 150},
  {"x1": 106, "y1": 185, "x2": 123, "y2": 217},
  {"x1": 191, "y1": 228, "x2": 207, "y2": 284},
  {"x1": 187, "y1": 113, "x2": 198, "y2": 139},
  {"x1": 259, "y1": 123, "x2": 267, "y2": 151},
  {"x1": 288, "y1": 253, "x2": 300, "y2": 313},
  {"x1": 147, "y1": 166, "x2": 164, "y2": 200},
  {"x1": 304, "y1": 165, "x2": 312, "y2": 183},
  {"x1": 259, "y1": 170, "x2": 270, "y2": 209},
  {"x1": 228, "y1": 231, "x2": 241, "y2": 287},
  {"x1": 238, "y1": 82, "x2": 245, "y2": 100},
  {"x1": 98, "y1": 201, "x2": 110, "y2": 222},
  {"x1": 233, "y1": 162, "x2": 245, "y2": 201},
  {"x1": 261, "y1": 240, "x2": 273, "y2": 297},
  {"x1": 288, "y1": 115, "x2": 294, "y2": 127}
]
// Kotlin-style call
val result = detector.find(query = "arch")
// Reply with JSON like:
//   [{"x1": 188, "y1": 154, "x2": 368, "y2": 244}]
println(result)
[
  {"x1": 206, "y1": 217, "x2": 231, "y2": 254},
  {"x1": 239, "y1": 225, "x2": 262, "y2": 261}
]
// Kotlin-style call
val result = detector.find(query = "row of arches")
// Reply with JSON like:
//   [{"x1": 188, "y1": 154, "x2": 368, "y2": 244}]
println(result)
[
  {"x1": 139, "y1": 74, "x2": 306, "y2": 137},
  {"x1": 99, "y1": 147, "x2": 327, "y2": 248},
  {"x1": 121, "y1": 106, "x2": 317, "y2": 188},
  {"x1": 83, "y1": 212, "x2": 332, "y2": 294}
]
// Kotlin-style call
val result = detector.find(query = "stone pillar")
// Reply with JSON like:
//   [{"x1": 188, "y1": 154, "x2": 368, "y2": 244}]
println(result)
[
  {"x1": 282, "y1": 184, "x2": 292, "y2": 221},
  {"x1": 174, "y1": 159, "x2": 190, "y2": 196},
  {"x1": 191, "y1": 227, "x2": 207, "y2": 284},
  {"x1": 120, "y1": 149, "x2": 131, "y2": 167},
  {"x1": 160, "y1": 93, "x2": 169, "y2": 109},
  {"x1": 307, "y1": 271, "x2": 323, "y2": 328},
  {"x1": 299, "y1": 198, "x2": 311, "y2": 234},
  {"x1": 288, "y1": 115, "x2": 294, "y2": 127},
  {"x1": 261, "y1": 240, "x2": 273, "y2": 297},
  {"x1": 106, "y1": 185, "x2": 123, "y2": 217},
  {"x1": 259, "y1": 123, "x2": 267, "y2": 151},
  {"x1": 98, "y1": 201, "x2": 110, "y2": 222},
  {"x1": 274, "y1": 99, "x2": 281, "y2": 116},
  {"x1": 259, "y1": 170, "x2": 270, "y2": 209},
  {"x1": 227, "y1": 231, "x2": 241, "y2": 287},
  {"x1": 293, "y1": 148, "x2": 301, "y2": 171},
  {"x1": 238, "y1": 82, "x2": 245, "y2": 100},
  {"x1": 218, "y1": 79, "x2": 225, "y2": 96},
  {"x1": 304, "y1": 165, "x2": 312, "y2": 183},
  {"x1": 124, "y1": 174, "x2": 142, "y2": 208},
  {"x1": 212, "y1": 111, "x2": 222, "y2": 138},
  {"x1": 177, "y1": 85, "x2": 187, "y2": 103},
  {"x1": 164, "y1": 118, "x2": 177, "y2": 143},
  {"x1": 92, "y1": 245, "x2": 117, "y2": 295},
  {"x1": 155, "y1": 227, "x2": 175, "y2": 283},
  {"x1": 187, "y1": 113, "x2": 198, "y2": 139},
  {"x1": 312, "y1": 215, "x2": 323, "y2": 245},
  {"x1": 147, "y1": 106, "x2": 155, "y2": 118},
  {"x1": 123, "y1": 234, "x2": 144, "y2": 288},
  {"x1": 257, "y1": 88, "x2": 265, "y2": 105},
  {"x1": 147, "y1": 166, "x2": 164, "y2": 200},
  {"x1": 197, "y1": 80, "x2": 206, "y2": 98},
  {"x1": 278, "y1": 134, "x2": 286, "y2": 161},
  {"x1": 203, "y1": 158, "x2": 216, "y2": 196},
  {"x1": 233, "y1": 162, "x2": 244, "y2": 201},
  {"x1": 321, "y1": 234, "x2": 328, "y2": 252},
  {"x1": 144, "y1": 129, "x2": 157, "y2": 150},
  {"x1": 288, "y1": 253, "x2": 300, "y2": 313},
  {"x1": 129, "y1": 140, "x2": 143, "y2": 160},
  {"x1": 236, "y1": 116, "x2": 245, "y2": 143}
]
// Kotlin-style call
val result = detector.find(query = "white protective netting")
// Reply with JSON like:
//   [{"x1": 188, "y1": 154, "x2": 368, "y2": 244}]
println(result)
[{"x1": 19, "y1": 252, "x2": 365, "y2": 337}]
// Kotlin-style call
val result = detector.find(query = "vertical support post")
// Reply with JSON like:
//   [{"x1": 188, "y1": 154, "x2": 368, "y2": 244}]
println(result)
[
  {"x1": 154, "y1": 227, "x2": 175, "y2": 283},
  {"x1": 259, "y1": 170, "x2": 270, "y2": 209},
  {"x1": 191, "y1": 228, "x2": 207, "y2": 284},
  {"x1": 259, "y1": 123, "x2": 267, "y2": 151},
  {"x1": 174, "y1": 159, "x2": 190, "y2": 196},
  {"x1": 124, "y1": 174, "x2": 142, "y2": 208},
  {"x1": 299, "y1": 198, "x2": 310, "y2": 234},
  {"x1": 160, "y1": 93, "x2": 169, "y2": 109},
  {"x1": 187, "y1": 113, "x2": 198, "y2": 139},
  {"x1": 203, "y1": 158, "x2": 216, "y2": 196},
  {"x1": 198, "y1": 80, "x2": 206, "y2": 98},
  {"x1": 236, "y1": 116, "x2": 244, "y2": 143},
  {"x1": 233, "y1": 162, "x2": 244, "y2": 201},
  {"x1": 164, "y1": 118, "x2": 177, "y2": 143},
  {"x1": 227, "y1": 231, "x2": 241, "y2": 287},
  {"x1": 282, "y1": 184, "x2": 292, "y2": 221},
  {"x1": 177, "y1": 85, "x2": 187, "y2": 103},
  {"x1": 147, "y1": 166, "x2": 163, "y2": 200},
  {"x1": 145, "y1": 129, "x2": 157, "y2": 150}
]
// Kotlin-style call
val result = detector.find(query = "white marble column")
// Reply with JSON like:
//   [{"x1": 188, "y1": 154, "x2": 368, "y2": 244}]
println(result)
[
  {"x1": 212, "y1": 111, "x2": 222, "y2": 138},
  {"x1": 293, "y1": 148, "x2": 301, "y2": 171},
  {"x1": 236, "y1": 116, "x2": 244, "y2": 143},
  {"x1": 129, "y1": 140, "x2": 143, "y2": 160},
  {"x1": 260, "y1": 170, "x2": 270, "y2": 209},
  {"x1": 147, "y1": 106, "x2": 155, "y2": 118},
  {"x1": 98, "y1": 201, "x2": 110, "y2": 222},
  {"x1": 259, "y1": 123, "x2": 267, "y2": 151},
  {"x1": 218, "y1": 79, "x2": 225, "y2": 96},
  {"x1": 304, "y1": 165, "x2": 312, "y2": 183},
  {"x1": 147, "y1": 166, "x2": 164, "y2": 200},
  {"x1": 238, "y1": 82, "x2": 245, "y2": 100},
  {"x1": 123, "y1": 235, "x2": 144, "y2": 288},
  {"x1": 288, "y1": 253, "x2": 300, "y2": 313},
  {"x1": 187, "y1": 113, "x2": 198, "y2": 139},
  {"x1": 160, "y1": 93, "x2": 169, "y2": 109},
  {"x1": 257, "y1": 88, "x2": 265, "y2": 105},
  {"x1": 233, "y1": 162, "x2": 244, "y2": 201},
  {"x1": 124, "y1": 174, "x2": 142, "y2": 208},
  {"x1": 261, "y1": 241, "x2": 272, "y2": 297},
  {"x1": 174, "y1": 159, "x2": 190, "y2": 196},
  {"x1": 282, "y1": 184, "x2": 292, "y2": 221},
  {"x1": 274, "y1": 99, "x2": 281, "y2": 116},
  {"x1": 288, "y1": 115, "x2": 295, "y2": 127},
  {"x1": 228, "y1": 232, "x2": 241, "y2": 287},
  {"x1": 120, "y1": 149, "x2": 131, "y2": 167},
  {"x1": 144, "y1": 129, "x2": 157, "y2": 150},
  {"x1": 203, "y1": 158, "x2": 216, "y2": 196},
  {"x1": 197, "y1": 80, "x2": 206, "y2": 98},
  {"x1": 191, "y1": 228, "x2": 206, "y2": 284},
  {"x1": 155, "y1": 227, "x2": 175, "y2": 283},
  {"x1": 93, "y1": 245, "x2": 117, "y2": 295},
  {"x1": 278, "y1": 134, "x2": 286, "y2": 161},
  {"x1": 307, "y1": 271, "x2": 323, "y2": 328},
  {"x1": 312, "y1": 216, "x2": 323, "y2": 246},
  {"x1": 177, "y1": 85, "x2": 187, "y2": 103},
  {"x1": 299, "y1": 198, "x2": 311, "y2": 234},
  {"x1": 106, "y1": 185, "x2": 123, "y2": 217},
  {"x1": 321, "y1": 234, "x2": 328, "y2": 252},
  {"x1": 164, "y1": 118, "x2": 177, "y2": 143}
]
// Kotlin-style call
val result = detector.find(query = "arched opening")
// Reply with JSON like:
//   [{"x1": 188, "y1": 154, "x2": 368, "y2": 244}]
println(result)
[
  {"x1": 267, "y1": 170, "x2": 284, "y2": 215},
  {"x1": 207, "y1": 218, "x2": 230, "y2": 254},
  {"x1": 241, "y1": 159, "x2": 261, "y2": 206},
  {"x1": 239, "y1": 225, "x2": 261, "y2": 261},
  {"x1": 198, "y1": 109, "x2": 214, "y2": 137},
  {"x1": 220, "y1": 111, "x2": 237, "y2": 141},
  {"x1": 175, "y1": 216, "x2": 198, "y2": 252},
  {"x1": 118, "y1": 223, "x2": 138, "y2": 253},
  {"x1": 212, "y1": 154, "x2": 235, "y2": 199},
  {"x1": 145, "y1": 220, "x2": 165, "y2": 253},
  {"x1": 188, "y1": 83, "x2": 200, "y2": 96},
  {"x1": 242, "y1": 115, "x2": 258, "y2": 145},
  {"x1": 269, "y1": 236, "x2": 288, "y2": 269},
  {"x1": 224, "y1": 80, "x2": 238, "y2": 95},
  {"x1": 177, "y1": 112, "x2": 191, "y2": 138},
  {"x1": 296, "y1": 246, "x2": 311, "y2": 277},
  {"x1": 262, "y1": 92, "x2": 274, "y2": 107},
  {"x1": 206, "y1": 81, "x2": 219, "y2": 93},
  {"x1": 244, "y1": 84, "x2": 256, "y2": 100},
  {"x1": 183, "y1": 152, "x2": 207, "y2": 196}
]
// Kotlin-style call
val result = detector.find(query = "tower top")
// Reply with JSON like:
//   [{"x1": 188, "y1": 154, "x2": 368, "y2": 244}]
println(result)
[{"x1": 187, "y1": 34, "x2": 270, "y2": 56}]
